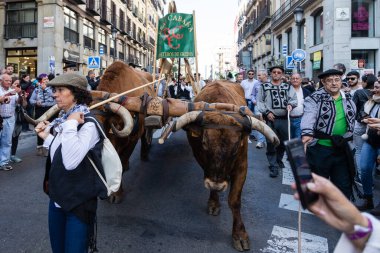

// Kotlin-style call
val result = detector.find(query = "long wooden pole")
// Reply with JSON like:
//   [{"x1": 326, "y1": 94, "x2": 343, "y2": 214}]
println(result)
[
  {"x1": 152, "y1": 16, "x2": 159, "y2": 77},
  {"x1": 89, "y1": 78, "x2": 165, "y2": 110},
  {"x1": 193, "y1": 10, "x2": 200, "y2": 93}
]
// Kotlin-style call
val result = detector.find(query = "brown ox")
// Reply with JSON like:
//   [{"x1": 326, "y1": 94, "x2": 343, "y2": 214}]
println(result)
[{"x1": 171, "y1": 81, "x2": 279, "y2": 251}]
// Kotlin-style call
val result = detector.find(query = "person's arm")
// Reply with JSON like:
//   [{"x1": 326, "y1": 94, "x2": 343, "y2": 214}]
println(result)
[
  {"x1": 301, "y1": 96, "x2": 317, "y2": 144},
  {"x1": 256, "y1": 84, "x2": 270, "y2": 114},
  {"x1": 60, "y1": 119, "x2": 99, "y2": 170},
  {"x1": 251, "y1": 82, "x2": 258, "y2": 104},
  {"x1": 29, "y1": 89, "x2": 37, "y2": 105}
]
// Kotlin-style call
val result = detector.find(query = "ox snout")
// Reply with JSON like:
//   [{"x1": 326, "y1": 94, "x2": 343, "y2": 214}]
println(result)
[{"x1": 204, "y1": 178, "x2": 228, "y2": 192}]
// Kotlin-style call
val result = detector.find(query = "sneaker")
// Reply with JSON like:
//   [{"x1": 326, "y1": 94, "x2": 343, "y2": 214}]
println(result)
[
  {"x1": 10, "y1": 155, "x2": 22, "y2": 163},
  {"x1": 256, "y1": 142, "x2": 265, "y2": 149},
  {"x1": 0, "y1": 164, "x2": 13, "y2": 171},
  {"x1": 269, "y1": 166, "x2": 279, "y2": 178},
  {"x1": 277, "y1": 161, "x2": 285, "y2": 169}
]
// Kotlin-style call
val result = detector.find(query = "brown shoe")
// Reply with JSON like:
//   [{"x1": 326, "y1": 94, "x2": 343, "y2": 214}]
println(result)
[{"x1": 355, "y1": 196, "x2": 374, "y2": 211}]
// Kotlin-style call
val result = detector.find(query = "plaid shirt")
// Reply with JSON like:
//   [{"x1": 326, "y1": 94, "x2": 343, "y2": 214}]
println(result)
[{"x1": 0, "y1": 86, "x2": 18, "y2": 118}]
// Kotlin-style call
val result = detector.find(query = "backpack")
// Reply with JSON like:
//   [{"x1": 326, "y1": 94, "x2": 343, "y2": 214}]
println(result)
[{"x1": 86, "y1": 116, "x2": 123, "y2": 197}]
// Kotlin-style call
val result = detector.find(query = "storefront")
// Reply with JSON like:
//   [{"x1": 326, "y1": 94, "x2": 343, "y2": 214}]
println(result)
[{"x1": 6, "y1": 48, "x2": 37, "y2": 78}]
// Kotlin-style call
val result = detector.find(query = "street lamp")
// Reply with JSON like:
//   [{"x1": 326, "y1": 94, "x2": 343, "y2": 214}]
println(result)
[
  {"x1": 111, "y1": 26, "x2": 118, "y2": 60},
  {"x1": 294, "y1": 7, "x2": 304, "y2": 72},
  {"x1": 247, "y1": 42, "x2": 253, "y2": 70}
]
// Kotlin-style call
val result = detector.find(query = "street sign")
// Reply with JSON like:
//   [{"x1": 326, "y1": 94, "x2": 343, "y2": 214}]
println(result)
[
  {"x1": 88, "y1": 56, "x2": 100, "y2": 69},
  {"x1": 286, "y1": 56, "x2": 296, "y2": 69},
  {"x1": 99, "y1": 45, "x2": 104, "y2": 55},
  {"x1": 282, "y1": 45, "x2": 288, "y2": 56},
  {"x1": 291, "y1": 49, "x2": 306, "y2": 62}
]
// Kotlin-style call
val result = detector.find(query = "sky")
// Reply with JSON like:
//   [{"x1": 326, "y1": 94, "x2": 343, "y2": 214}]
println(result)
[{"x1": 166, "y1": 0, "x2": 238, "y2": 77}]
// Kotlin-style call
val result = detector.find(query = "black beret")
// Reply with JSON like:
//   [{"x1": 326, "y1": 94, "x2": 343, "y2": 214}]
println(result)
[
  {"x1": 318, "y1": 69, "x2": 343, "y2": 79},
  {"x1": 269, "y1": 66, "x2": 285, "y2": 73},
  {"x1": 63, "y1": 63, "x2": 77, "y2": 69}
]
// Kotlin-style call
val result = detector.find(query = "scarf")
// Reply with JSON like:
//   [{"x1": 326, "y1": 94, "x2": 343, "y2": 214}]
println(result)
[
  {"x1": 373, "y1": 95, "x2": 380, "y2": 103},
  {"x1": 49, "y1": 104, "x2": 90, "y2": 132}
]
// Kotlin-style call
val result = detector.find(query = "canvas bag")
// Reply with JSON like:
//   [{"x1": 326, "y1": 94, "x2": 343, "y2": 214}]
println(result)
[{"x1": 86, "y1": 116, "x2": 123, "y2": 196}]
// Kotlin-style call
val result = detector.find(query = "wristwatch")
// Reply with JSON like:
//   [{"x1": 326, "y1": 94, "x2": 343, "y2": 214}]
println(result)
[{"x1": 346, "y1": 217, "x2": 373, "y2": 240}]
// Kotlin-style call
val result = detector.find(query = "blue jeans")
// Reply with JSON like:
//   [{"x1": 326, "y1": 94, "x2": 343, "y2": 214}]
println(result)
[
  {"x1": 360, "y1": 142, "x2": 380, "y2": 196},
  {"x1": 49, "y1": 201, "x2": 89, "y2": 253},
  {"x1": 290, "y1": 117, "x2": 302, "y2": 139},
  {"x1": 251, "y1": 106, "x2": 266, "y2": 143},
  {"x1": 0, "y1": 115, "x2": 15, "y2": 166}
]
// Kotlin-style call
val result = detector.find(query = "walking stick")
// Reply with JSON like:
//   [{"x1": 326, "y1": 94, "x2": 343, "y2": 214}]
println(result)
[{"x1": 288, "y1": 110, "x2": 302, "y2": 253}]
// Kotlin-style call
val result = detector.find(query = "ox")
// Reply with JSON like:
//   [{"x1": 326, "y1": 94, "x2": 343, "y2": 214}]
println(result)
[{"x1": 169, "y1": 81, "x2": 279, "y2": 251}]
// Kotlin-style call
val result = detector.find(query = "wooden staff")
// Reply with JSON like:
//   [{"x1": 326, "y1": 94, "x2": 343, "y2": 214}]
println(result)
[
  {"x1": 152, "y1": 15, "x2": 159, "y2": 83},
  {"x1": 158, "y1": 118, "x2": 175, "y2": 144},
  {"x1": 193, "y1": 10, "x2": 200, "y2": 94},
  {"x1": 89, "y1": 78, "x2": 165, "y2": 110}
]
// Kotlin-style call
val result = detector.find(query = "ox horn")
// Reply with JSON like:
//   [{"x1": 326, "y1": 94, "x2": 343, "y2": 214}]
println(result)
[
  {"x1": 106, "y1": 102, "x2": 134, "y2": 137},
  {"x1": 22, "y1": 108, "x2": 38, "y2": 126},
  {"x1": 173, "y1": 111, "x2": 202, "y2": 132},
  {"x1": 248, "y1": 116, "x2": 280, "y2": 147},
  {"x1": 22, "y1": 104, "x2": 60, "y2": 126}
]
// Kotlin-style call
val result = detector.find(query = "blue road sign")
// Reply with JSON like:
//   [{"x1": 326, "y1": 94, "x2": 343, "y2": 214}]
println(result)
[
  {"x1": 292, "y1": 49, "x2": 306, "y2": 62},
  {"x1": 99, "y1": 45, "x2": 104, "y2": 55},
  {"x1": 286, "y1": 56, "x2": 296, "y2": 69},
  {"x1": 88, "y1": 56, "x2": 100, "y2": 69}
]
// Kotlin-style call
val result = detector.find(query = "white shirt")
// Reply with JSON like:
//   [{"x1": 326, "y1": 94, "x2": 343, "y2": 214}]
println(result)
[
  {"x1": 240, "y1": 79, "x2": 256, "y2": 99},
  {"x1": 43, "y1": 119, "x2": 100, "y2": 170},
  {"x1": 290, "y1": 87, "x2": 304, "y2": 117}
]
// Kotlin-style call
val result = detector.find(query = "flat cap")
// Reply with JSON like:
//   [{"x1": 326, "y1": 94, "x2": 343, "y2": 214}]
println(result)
[
  {"x1": 318, "y1": 69, "x2": 343, "y2": 79},
  {"x1": 269, "y1": 66, "x2": 285, "y2": 73},
  {"x1": 48, "y1": 73, "x2": 88, "y2": 91}
]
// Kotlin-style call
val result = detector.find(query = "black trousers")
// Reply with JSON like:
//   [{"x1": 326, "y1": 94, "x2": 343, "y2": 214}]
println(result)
[{"x1": 306, "y1": 143, "x2": 352, "y2": 199}]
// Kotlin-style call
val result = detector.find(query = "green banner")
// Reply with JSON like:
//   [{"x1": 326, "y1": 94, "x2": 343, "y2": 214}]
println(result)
[{"x1": 156, "y1": 13, "x2": 195, "y2": 59}]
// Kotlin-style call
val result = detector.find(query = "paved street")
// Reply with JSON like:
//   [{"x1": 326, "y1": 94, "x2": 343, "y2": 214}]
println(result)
[{"x1": 1, "y1": 129, "x2": 379, "y2": 253}]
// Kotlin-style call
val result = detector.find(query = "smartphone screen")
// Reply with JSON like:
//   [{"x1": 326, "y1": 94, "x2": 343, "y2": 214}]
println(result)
[{"x1": 285, "y1": 139, "x2": 318, "y2": 209}]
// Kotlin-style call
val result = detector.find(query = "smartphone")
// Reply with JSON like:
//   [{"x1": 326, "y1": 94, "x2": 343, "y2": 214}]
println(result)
[{"x1": 285, "y1": 138, "x2": 318, "y2": 209}]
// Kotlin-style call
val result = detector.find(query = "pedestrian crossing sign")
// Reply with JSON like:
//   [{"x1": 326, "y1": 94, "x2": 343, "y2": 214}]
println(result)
[
  {"x1": 286, "y1": 56, "x2": 296, "y2": 69},
  {"x1": 88, "y1": 56, "x2": 100, "y2": 69}
]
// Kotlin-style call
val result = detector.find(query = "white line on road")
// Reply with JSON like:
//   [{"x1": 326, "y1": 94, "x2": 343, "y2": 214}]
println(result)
[
  {"x1": 282, "y1": 166, "x2": 295, "y2": 186},
  {"x1": 278, "y1": 193, "x2": 313, "y2": 215},
  {"x1": 261, "y1": 225, "x2": 328, "y2": 253}
]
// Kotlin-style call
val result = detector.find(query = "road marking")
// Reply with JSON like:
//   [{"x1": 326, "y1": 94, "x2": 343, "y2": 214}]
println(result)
[
  {"x1": 278, "y1": 193, "x2": 313, "y2": 215},
  {"x1": 282, "y1": 166, "x2": 295, "y2": 185},
  {"x1": 261, "y1": 226, "x2": 328, "y2": 253}
]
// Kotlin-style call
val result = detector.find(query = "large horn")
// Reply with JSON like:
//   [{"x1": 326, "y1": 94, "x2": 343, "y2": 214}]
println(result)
[
  {"x1": 22, "y1": 108, "x2": 38, "y2": 126},
  {"x1": 37, "y1": 104, "x2": 60, "y2": 122},
  {"x1": 173, "y1": 111, "x2": 202, "y2": 132},
  {"x1": 248, "y1": 116, "x2": 280, "y2": 147},
  {"x1": 106, "y1": 102, "x2": 134, "y2": 137}
]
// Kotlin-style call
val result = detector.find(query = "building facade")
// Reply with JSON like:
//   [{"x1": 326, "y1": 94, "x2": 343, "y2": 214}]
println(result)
[
  {"x1": 237, "y1": 0, "x2": 380, "y2": 80},
  {"x1": 0, "y1": 0, "x2": 165, "y2": 78}
]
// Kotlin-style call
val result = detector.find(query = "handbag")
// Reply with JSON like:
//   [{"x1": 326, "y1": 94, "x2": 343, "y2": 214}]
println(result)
[{"x1": 86, "y1": 117, "x2": 123, "y2": 197}]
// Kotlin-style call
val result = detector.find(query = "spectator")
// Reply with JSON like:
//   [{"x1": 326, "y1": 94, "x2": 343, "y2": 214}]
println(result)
[
  {"x1": 5, "y1": 64, "x2": 17, "y2": 78},
  {"x1": 20, "y1": 74, "x2": 34, "y2": 131},
  {"x1": 29, "y1": 73, "x2": 56, "y2": 156},
  {"x1": 257, "y1": 66, "x2": 297, "y2": 177},
  {"x1": 63, "y1": 63, "x2": 78, "y2": 73},
  {"x1": 194, "y1": 73, "x2": 206, "y2": 89},
  {"x1": 240, "y1": 69, "x2": 257, "y2": 112},
  {"x1": 177, "y1": 77, "x2": 191, "y2": 100},
  {"x1": 301, "y1": 77, "x2": 316, "y2": 93},
  {"x1": 168, "y1": 78, "x2": 177, "y2": 98},
  {"x1": 292, "y1": 173, "x2": 380, "y2": 251},
  {"x1": 0, "y1": 74, "x2": 18, "y2": 171},
  {"x1": 289, "y1": 73, "x2": 311, "y2": 139},
  {"x1": 333, "y1": 63, "x2": 348, "y2": 87},
  {"x1": 235, "y1": 73, "x2": 244, "y2": 84},
  {"x1": 352, "y1": 74, "x2": 376, "y2": 185},
  {"x1": 86, "y1": 70, "x2": 100, "y2": 90},
  {"x1": 346, "y1": 71, "x2": 362, "y2": 96},
  {"x1": 10, "y1": 79, "x2": 27, "y2": 163},
  {"x1": 251, "y1": 70, "x2": 267, "y2": 148},
  {"x1": 301, "y1": 69, "x2": 356, "y2": 199}
]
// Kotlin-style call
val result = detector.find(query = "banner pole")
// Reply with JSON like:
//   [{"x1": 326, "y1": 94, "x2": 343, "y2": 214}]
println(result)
[
  {"x1": 152, "y1": 16, "x2": 159, "y2": 77},
  {"x1": 193, "y1": 10, "x2": 200, "y2": 94}
]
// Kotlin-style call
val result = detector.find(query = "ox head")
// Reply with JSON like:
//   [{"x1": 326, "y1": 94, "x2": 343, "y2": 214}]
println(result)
[{"x1": 173, "y1": 111, "x2": 279, "y2": 192}]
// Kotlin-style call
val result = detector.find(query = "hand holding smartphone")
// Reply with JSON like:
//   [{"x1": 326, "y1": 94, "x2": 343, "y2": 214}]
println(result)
[{"x1": 285, "y1": 138, "x2": 319, "y2": 209}]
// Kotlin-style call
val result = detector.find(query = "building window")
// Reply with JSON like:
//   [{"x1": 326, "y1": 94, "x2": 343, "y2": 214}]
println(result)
[
  {"x1": 277, "y1": 35, "x2": 282, "y2": 58},
  {"x1": 64, "y1": 8, "x2": 79, "y2": 43},
  {"x1": 83, "y1": 19, "x2": 95, "y2": 49},
  {"x1": 301, "y1": 21, "x2": 306, "y2": 50},
  {"x1": 314, "y1": 10, "x2": 323, "y2": 45},
  {"x1": 98, "y1": 28, "x2": 107, "y2": 55},
  {"x1": 286, "y1": 29, "x2": 292, "y2": 54},
  {"x1": 351, "y1": 50, "x2": 376, "y2": 69},
  {"x1": 5, "y1": 2, "x2": 37, "y2": 39},
  {"x1": 351, "y1": 0, "x2": 375, "y2": 37}
]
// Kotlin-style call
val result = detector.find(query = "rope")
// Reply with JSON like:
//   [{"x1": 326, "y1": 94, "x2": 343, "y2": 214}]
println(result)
[{"x1": 288, "y1": 110, "x2": 302, "y2": 253}]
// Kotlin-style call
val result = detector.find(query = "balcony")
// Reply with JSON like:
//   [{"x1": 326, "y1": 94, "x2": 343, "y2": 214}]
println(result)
[
  {"x1": 243, "y1": 23, "x2": 254, "y2": 39},
  {"x1": 86, "y1": 0, "x2": 100, "y2": 16},
  {"x1": 70, "y1": 0, "x2": 86, "y2": 4},
  {"x1": 127, "y1": 3, "x2": 132, "y2": 11},
  {"x1": 271, "y1": 0, "x2": 301, "y2": 28},
  {"x1": 4, "y1": 23, "x2": 37, "y2": 39},
  {"x1": 252, "y1": 3, "x2": 271, "y2": 33},
  {"x1": 100, "y1": 7, "x2": 112, "y2": 25},
  {"x1": 133, "y1": 7, "x2": 138, "y2": 17}
]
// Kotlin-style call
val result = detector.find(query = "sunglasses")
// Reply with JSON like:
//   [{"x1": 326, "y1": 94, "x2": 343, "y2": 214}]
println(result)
[
  {"x1": 347, "y1": 77, "x2": 357, "y2": 81},
  {"x1": 272, "y1": 71, "x2": 283, "y2": 74},
  {"x1": 248, "y1": 73, "x2": 254, "y2": 75}
]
